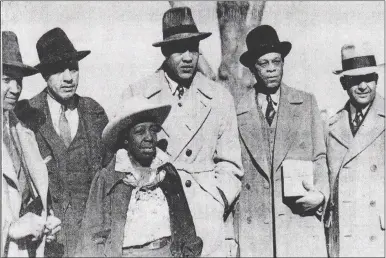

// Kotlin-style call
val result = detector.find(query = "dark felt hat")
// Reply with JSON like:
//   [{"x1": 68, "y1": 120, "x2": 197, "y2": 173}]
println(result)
[
  {"x1": 240, "y1": 25, "x2": 292, "y2": 67},
  {"x1": 152, "y1": 7, "x2": 212, "y2": 47},
  {"x1": 2, "y1": 31, "x2": 38, "y2": 77},
  {"x1": 35, "y1": 27, "x2": 90, "y2": 70}
]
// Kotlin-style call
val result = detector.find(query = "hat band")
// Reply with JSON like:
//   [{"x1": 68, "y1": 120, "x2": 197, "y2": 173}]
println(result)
[
  {"x1": 342, "y1": 55, "x2": 376, "y2": 71},
  {"x1": 163, "y1": 24, "x2": 199, "y2": 39}
]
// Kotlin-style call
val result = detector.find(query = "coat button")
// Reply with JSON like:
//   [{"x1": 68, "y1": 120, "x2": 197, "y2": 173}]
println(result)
[
  {"x1": 264, "y1": 182, "x2": 270, "y2": 189},
  {"x1": 370, "y1": 165, "x2": 377, "y2": 172},
  {"x1": 186, "y1": 149, "x2": 192, "y2": 157},
  {"x1": 264, "y1": 219, "x2": 270, "y2": 224},
  {"x1": 370, "y1": 200, "x2": 376, "y2": 207},
  {"x1": 178, "y1": 102, "x2": 182, "y2": 107},
  {"x1": 245, "y1": 183, "x2": 251, "y2": 190},
  {"x1": 185, "y1": 180, "x2": 192, "y2": 187},
  {"x1": 370, "y1": 235, "x2": 376, "y2": 241},
  {"x1": 246, "y1": 216, "x2": 252, "y2": 224}
]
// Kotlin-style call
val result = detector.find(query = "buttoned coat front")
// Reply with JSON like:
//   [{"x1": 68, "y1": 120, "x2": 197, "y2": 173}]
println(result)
[
  {"x1": 119, "y1": 69, "x2": 244, "y2": 257},
  {"x1": 325, "y1": 94, "x2": 384, "y2": 257},
  {"x1": 236, "y1": 84, "x2": 329, "y2": 257}
]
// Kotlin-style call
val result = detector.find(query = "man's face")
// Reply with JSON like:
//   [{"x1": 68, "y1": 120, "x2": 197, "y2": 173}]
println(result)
[
  {"x1": 251, "y1": 52, "x2": 284, "y2": 89},
  {"x1": 344, "y1": 73, "x2": 377, "y2": 108},
  {"x1": 2, "y1": 74, "x2": 22, "y2": 111},
  {"x1": 163, "y1": 39, "x2": 199, "y2": 83},
  {"x1": 126, "y1": 122, "x2": 161, "y2": 166},
  {"x1": 45, "y1": 61, "x2": 79, "y2": 101}
]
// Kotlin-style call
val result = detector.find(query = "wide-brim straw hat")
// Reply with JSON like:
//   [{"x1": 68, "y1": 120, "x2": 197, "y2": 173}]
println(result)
[
  {"x1": 152, "y1": 7, "x2": 211, "y2": 47},
  {"x1": 333, "y1": 42, "x2": 385, "y2": 76},
  {"x1": 102, "y1": 96, "x2": 171, "y2": 149}
]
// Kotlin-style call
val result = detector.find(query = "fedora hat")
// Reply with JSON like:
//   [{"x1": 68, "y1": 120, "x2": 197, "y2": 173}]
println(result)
[
  {"x1": 240, "y1": 25, "x2": 292, "y2": 67},
  {"x1": 152, "y1": 7, "x2": 212, "y2": 47},
  {"x1": 333, "y1": 42, "x2": 385, "y2": 76},
  {"x1": 102, "y1": 96, "x2": 171, "y2": 149},
  {"x1": 2, "y1": 31, "x2": 38, "y2": 77},
  {"x1": 35, "y1": 27, "x2": 90, "y2": 70}
]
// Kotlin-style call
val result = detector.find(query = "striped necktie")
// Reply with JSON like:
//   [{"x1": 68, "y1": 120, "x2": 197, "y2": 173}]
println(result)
[
  {"x1": 352, "y1": 109, "x2": 364, "y2": 135},
  {"x1": 265, "y1": 94, "x2": 276, "y2": 126}
]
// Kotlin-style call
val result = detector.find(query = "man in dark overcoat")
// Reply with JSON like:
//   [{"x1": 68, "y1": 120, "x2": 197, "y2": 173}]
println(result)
[{"x1": 15, "y1": 27, "x2": 113, "y2": 257}]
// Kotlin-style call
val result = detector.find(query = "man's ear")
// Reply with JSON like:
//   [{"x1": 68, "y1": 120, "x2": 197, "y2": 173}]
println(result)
[
  {"x1": 374, "y1": 73, "x2": 379, "y2": 84},
  {"x1": 340, "y1": 76, "x2": 347, "y2": 90}
]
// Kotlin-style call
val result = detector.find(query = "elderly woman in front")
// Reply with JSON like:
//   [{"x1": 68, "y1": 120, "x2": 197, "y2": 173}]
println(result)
[{"x1": 76, "y1": 96, "x2": 203, "y2": 257}]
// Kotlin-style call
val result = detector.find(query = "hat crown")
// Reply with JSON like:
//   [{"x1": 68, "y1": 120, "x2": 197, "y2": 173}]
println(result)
[
  {"x1": 36, "y1": 27, "x2": 77, "y2": 64},
  {"x1": 2, "y1": 31, "x2": 23, "y2": 65},
  {"x1": 246, "y1": 25, "x2": 281, "y2": 50},
  {"x1": 341, "y1": 42, "x2": 375, "y2": 61},
  {"x1": 162, "y1": 7, "x2": 199, "y2": 39}
]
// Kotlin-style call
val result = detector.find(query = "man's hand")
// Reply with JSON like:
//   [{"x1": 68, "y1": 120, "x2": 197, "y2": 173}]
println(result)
[
  {"x1": 295, "y1": 181, "x2": 325, "y2": 213},
  {"x1": 8, "y1": 212, "x2": 45, "y2": 241},
  {"x1": 44, "y1": 215, "x2": 61, "y2": 243}
]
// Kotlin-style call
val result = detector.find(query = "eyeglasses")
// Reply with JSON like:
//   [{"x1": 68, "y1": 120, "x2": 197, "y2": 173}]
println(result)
[{"x1": 340, "y1": 73, "x2": 378, "y2": 90}]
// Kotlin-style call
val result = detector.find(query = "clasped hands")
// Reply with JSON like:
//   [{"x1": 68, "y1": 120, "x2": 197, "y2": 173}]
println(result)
[
  {"x1": 295, "y1": 181, "x2": 325, "y2": 213},
  {"x1": 8, "y1": 211, "x2": 61, "y2": 242}
]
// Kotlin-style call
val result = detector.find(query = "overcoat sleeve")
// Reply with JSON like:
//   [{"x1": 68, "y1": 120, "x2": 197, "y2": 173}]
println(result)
[
  {"x1": 213, "y1": 95, "x2": 244, "y2": 211},
  {"x1": 310, "y1": 95, "x2": 329, "y2": 217},
  {"x1": 76, "y1": 164, "x2": 113, "y2": 257}
]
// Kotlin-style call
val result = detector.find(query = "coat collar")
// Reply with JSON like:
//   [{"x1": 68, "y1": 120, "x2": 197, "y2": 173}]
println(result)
[
  {"x1": 145, "y1": 69, "x2": 214, "y2": 160},
  {"x1": 336, "y1": 94, "x2": 385, "y2": 165}
]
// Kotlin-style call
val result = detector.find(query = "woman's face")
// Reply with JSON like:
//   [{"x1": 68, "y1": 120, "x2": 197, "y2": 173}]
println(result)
[{"x1": 125, "y1": 122, "x2": 161, "y2": 166}]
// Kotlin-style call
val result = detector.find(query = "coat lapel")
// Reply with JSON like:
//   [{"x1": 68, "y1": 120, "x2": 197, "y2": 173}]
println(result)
[
  {"x1": 343, "y1": 95, "x2": 385, "y2": 165},
  {"x1": 237, "y1": 88, "x2": 270, "y2": 178},
  {"x1": 273, "y1": 84, "x2": 303, "y2": 173},
  {"x1": 147, "y1": 71, "x2": 212, "y2": 160},
  {"x1": 329, "y1": 104, "x2": 353, "y2": 150}
]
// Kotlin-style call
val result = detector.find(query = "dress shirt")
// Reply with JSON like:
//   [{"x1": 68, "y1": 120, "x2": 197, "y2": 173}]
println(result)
[
  {"x1": 257, "y1": 88, "x2": 281, "y2": 114},
  {"x1": 349, "y1": 102, "x2": 370, "y2": 124},
  {"x1": 164, "y1": 72, "x2": 179, "y2": 95},
  {"x1": 47, "y1": 94, "x2": 79, "y2": 140},
  {"x1": 115, "y1": 149, "x2": 171, "y2": 248}
]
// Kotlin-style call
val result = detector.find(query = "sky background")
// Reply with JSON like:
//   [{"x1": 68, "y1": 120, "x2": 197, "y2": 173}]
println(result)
[{"x1": 2, "y1": 1, "x2": 384, "y2": 117}]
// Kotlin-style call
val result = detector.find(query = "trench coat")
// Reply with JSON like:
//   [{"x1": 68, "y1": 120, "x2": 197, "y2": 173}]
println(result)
[
  {"x1": 236, "y1": 84, "x2": 329, "y2": 257},
  {"x1": 15, "y1": 89, "x2": 113, "y2": 257},
  {"x1": 325, "y1": 94, "x2": 385, "y2": 257},
  {"x1": 2, "y1": 111, "x2": 49, "y2": 257},
  {"x1": 76, "y1": 149, "x2": 203, "y2": 257},
  {"x1": 119, "y1": 69, "x2": 244, "y2": 257}
]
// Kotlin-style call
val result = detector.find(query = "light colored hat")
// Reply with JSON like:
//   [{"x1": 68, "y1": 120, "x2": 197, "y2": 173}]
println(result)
[
  {"x1": 102, "y1": 96, "x2": 171, "y2": 149},
  {"x1": 333, "y1": 42, "x2": 384, "y2": 76}
]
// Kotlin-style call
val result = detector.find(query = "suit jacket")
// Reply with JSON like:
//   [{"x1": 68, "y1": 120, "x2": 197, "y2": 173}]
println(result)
[
  {"x1": 325, "y1": 94, "x2": 384, "y2": 257},
  {"x1": 236, "y1": 84, "x2": 329, "y2": 257},
  {"x1": 2, "y1": 111, "x2": 49, "y2": 257},
  {"x1": 15, "y1": 89, "x2": 113, "y2": 257},
  {"x1": 119, "y1": 69, "x2": 243, "y2": 257}
]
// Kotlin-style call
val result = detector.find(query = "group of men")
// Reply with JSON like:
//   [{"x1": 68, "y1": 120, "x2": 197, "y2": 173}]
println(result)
[{"x1": 2, "y1": 6, "x2": 384, "y2": 258}]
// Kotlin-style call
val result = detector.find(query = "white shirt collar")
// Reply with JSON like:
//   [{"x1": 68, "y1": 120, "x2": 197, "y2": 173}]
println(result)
[
  {"x1": 349, "y1": 102, "x2": 371, "y2": 122},
  {"x1": 115, "y1": 148, "x2": 169, "y2": 173},
  {"x1": 164, "y1": 72, "x2": 179, "y2": 95},
  {"x1": 257, "y1": 87, "x2": 281, "y2": 112}
]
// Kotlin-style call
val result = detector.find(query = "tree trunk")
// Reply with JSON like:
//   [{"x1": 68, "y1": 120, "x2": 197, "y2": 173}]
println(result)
[{"x1": 217, "y1": 1, "x2": 266, "y2": 103}]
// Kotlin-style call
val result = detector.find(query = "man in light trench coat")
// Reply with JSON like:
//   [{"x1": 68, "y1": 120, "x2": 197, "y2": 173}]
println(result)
[
  {"x1": 325, "y1": 42, "x2": 385, "y2": 257},
  {"x1": 235, "y1": 25, "x2": 329, "y2": 257},
  {"x1": 119, "y1": 7, "x2": 243, "y2": 257}
]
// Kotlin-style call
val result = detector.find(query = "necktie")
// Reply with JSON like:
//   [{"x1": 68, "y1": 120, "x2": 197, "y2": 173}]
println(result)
[
  {"x1": 174, "y1": 85, "x2": 185, "y2": 99},
  {"x1": 352, "y1": 109, "x2": 364, "y2": 135},
  {"x1": 59, "y1": 105, "x2": 72, "y2": 147},
  {"x1": 265, "y1": 94, "x2": 276, "y2": 126}
]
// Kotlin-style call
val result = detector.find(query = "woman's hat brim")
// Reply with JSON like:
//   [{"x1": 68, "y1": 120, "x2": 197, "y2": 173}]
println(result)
[
  {"x1": 34, "y1": 50, "x2": 91, "y2": 71},
  {"x1": 333, "y1": 63, "x2": 385, "y2": 76},
  {"x1": 102, "y1": 105, "x2": 171, "y2": 149},
  {"x1": 152, "y1": 32, "x2": 212, "y2": 47},
  {"x1": 239, "y1": 42, "x2": 292, "y2": 67},
  {"x1": 3, "y1": 62, "x2": 39, "y2": 77}
]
